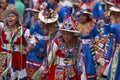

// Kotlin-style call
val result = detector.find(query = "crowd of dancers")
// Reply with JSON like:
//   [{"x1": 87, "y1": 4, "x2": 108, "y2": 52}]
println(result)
[{"x1": 0, "y1": 0, "x2": 120, "y2": 80}]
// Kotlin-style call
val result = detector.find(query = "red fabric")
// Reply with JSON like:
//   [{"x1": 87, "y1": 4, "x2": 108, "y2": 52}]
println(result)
[
  {"x1": 11, "y1": 52, "x2": 26, "y2": 70},
  {"x1": 38, "y1": 0, "x2": 42, "y2": 4},
  {"x1": 47, "y1": 64, "x2": 80, "y2": 80},
  {"x1": 0, "y1": 38, "x2": 2, "y2": 52}
]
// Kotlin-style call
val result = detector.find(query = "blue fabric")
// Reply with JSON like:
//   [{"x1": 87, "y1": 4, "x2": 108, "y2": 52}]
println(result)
[
  {"x1": 27, "y1": 40, "x2": 46, "y2": 63},
  {"x1": 9, "y1": 0, "x2": 15, "y2": 4},
  {"x1": 79, "y1": 24, "x2": 99, "y2": 78},
  {"x1": 27, "y1": 20, "x2": 44, "y2": 35},
  {"x1": 102, "y1": 22, "x2": 112, "y2": 36},
  {"x1": 104, "y1": 23, "x2": 120, "y2": 80},
  {"x1": 105, "y1": 35, "x2": 115, "y2": 60},
  {"x1": 47, "y1": 2, "x2": 58, "y2": 10},
  {"x1": 82, "y1": 0, "x2": 87, "y2": 3},
  {"x1": 107, "y1": 50, "x2": 120, "y2": 80},
  {"x1": 115, "y1": 51, "x2": 120, "y2": 80},
  {"x1": 80, "y1": 25, "x2": 100, "y2": 39},
  {"x1": 92, "y1": 1, "x2": 104, "y2": 21},
  {"x1": 116, "y1": 24, "x2": 120, "y2": 43},
  {"x1": 58, "y1": 7, "x2": 72, "y2": 23},
  {"x1": 82, "y1": 44, "x2": 96, "y2": 75},
  {"x1": 107, "y1": 56, "x2": 113, "y2": 80},
  {"x1": 104, "y1": 23, "x2": 120, "y2": 43}
]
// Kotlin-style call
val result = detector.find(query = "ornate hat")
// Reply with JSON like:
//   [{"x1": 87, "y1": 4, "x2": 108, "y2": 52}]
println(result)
[
  {"x1": 106, "y1": 2, "x2": 114, "y2": 6},
  {"x1": 59, "y1": 16, "x2": 80, "y2": 34},
  {"x1": 109, "y1": 2, "x2": 120, "y2": 12},
  {"x1": 80, "y1": 3, "x2": 92, "y2": 16},
  {"x1": 39, "y1": 9, "x2": 58, "y2": 23},
  {"x1": 109, "y1": 6, "x2": 120, "y2": 12},
  {"x1": 25, "y1": 8, "x2": 40, "y2": 13},
  {"x1": 2, "y1": 4, "x2": 23, "y2": 25}
]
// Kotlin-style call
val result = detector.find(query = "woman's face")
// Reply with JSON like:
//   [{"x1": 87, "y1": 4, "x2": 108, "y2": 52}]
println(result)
[
  {"x1": 79, "y1": 14, "x2": 88, "y2": 23},
  {"x1": 62, "y1": 31, "x2": 73, "y2": 42},
  {"x1": 33, "y1": 12, "x2": 39, "y2": 20},
  {"x1": 43, "y1": 26, "x2": 49, "y2": 36},
  {"x1": 7, "y1": 13, "x2": 17, "y2": 26},
  {"x1": 111, "y1": 12, "x2": 120, "y2": 19},
  {"x1": 43, "y1": 23, "x2": 57, "y2": 36}
]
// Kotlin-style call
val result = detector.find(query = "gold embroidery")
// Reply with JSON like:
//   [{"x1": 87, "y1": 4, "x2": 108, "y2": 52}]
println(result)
[
  {"x1": 76, "y1": 22, "x2": 94, "y2": 36},
  {"x1": 110, "y1": 46, "x2": 119, "y2": 80}
]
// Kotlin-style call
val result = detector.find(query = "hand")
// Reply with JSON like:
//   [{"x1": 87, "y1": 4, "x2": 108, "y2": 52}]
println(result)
[
  {"x1": 28, "y1": 45, "x2": 33, "y2": 51},
  {"x1": 22, "y1": 50, "x2": 28, "y2": 54},
  {"x1": 41, "y1": 69, "x2": 49, "y2": 79},
  {"x1": 97, "y1": 58, "x2": 105, "y2": 66},
  {"x1": 95, "y1": 38, "x2": 99, "y2": 43}
]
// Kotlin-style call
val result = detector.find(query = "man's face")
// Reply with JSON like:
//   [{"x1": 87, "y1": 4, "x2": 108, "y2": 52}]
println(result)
[{"x1": 1, "y1": 0, "x2": 7, "y2": 10}]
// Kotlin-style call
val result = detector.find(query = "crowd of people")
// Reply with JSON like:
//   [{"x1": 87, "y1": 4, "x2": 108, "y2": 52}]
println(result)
[{"x1": 0, "y1": 0, "x2": 120, "y2": 80}]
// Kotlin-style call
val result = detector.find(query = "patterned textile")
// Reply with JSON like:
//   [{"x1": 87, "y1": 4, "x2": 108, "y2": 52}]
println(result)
[{"x1": 0, "y1": 52, "x2": 7, "y2": 78}]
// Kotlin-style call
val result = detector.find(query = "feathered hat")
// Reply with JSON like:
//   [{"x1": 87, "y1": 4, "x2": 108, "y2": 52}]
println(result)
[
  {"x1": 39, "y1": 9, "x2": 58, "y2": 23},
  {"x1": 109, "y1": 0, "x2": 120, "y2": 12}
]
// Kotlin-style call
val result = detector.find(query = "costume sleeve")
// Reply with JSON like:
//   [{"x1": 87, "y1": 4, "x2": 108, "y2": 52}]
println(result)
[
  {"x1": 102, "y1": 22, "x2": 112, "y2": 37},
  {"x1": 116, "y1": 27, "x2": 120, "y2": 44},
  {"x1": 0, "y1": 22, "x2": 4, "y2": 32},
  {"x1": 103, "y1": 22, "x2": 116, "y2": 34},
  {"x1": 47, "y1": 40, "x2": 58, "y2": 68},
  {"x1": 24, "y1": 28, "x2": 36, "y2": 45},
  {"x1": 92, "y1": 1, "x2": 104, "y2": 23},
  {"x1": 34, "y1": 22, "x2": 44, "y2": 35},
  {"x1": 93, "y1": 25, "x2": 100, "y2": 38}
]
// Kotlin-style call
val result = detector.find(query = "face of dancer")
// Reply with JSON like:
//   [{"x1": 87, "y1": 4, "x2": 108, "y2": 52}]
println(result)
[
  {"x1": 43, "y1": 26, "x2": 49, "y2": 36},
  {"x1": 43, "y1": 23, "x2": 57, "y2": 36},
  {"x1": 1, "y1": 0, "x2": 8, "y2": 10},
  {"x1": 111, "y1": 12, "x2": 120, "y2": 19},
  {"x1": 33, "y1": 12, "x2": 39, "y2": 20},
  {"x1": 62, "y1": 31, "x2": 74, "y2": 42},
  {"x1": 79, "y1": 14, "x2": 89, "y2": 24},
  {"x1": 7, "y1": 13, "x2": 17, "y2": 27}
]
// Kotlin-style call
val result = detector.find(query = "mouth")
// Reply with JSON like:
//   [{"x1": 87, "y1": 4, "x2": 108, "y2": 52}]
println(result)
[{"x1": 8, "y1": 20, "x2": 13, "y2": 24}]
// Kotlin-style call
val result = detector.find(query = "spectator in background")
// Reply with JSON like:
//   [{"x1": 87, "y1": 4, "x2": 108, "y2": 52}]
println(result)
[
  {"x1": 1, "y1": 0, "x2": 9, "y2": 10},
  {"x1": 22, "y1": 0, "x2": 30, "y2": 8},
  {"x1": 9, "y1": 0, "x2": 15, "y2": 4}
]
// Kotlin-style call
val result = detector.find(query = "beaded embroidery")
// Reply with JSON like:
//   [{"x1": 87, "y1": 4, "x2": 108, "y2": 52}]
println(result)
[
  {"x1": 76, "y1": 22, "x2": 94, "y2": 36},
  {"x1": 58, "y1": 38, "x2": 80, "y2": 58}
]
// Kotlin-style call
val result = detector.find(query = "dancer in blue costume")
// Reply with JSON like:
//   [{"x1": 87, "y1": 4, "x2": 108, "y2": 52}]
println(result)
[
  {"x1": 97, "y1": 11, "x2": 115, "y2": 76},
  {"x1": 46, "y1": 0, "x2": 73, "y2": 26},
  {"x1": 76, "y1": 9, "x2": 100, "y2": 80},
  {"x1": 27, "y1": 8, "x2": 59, "y2": 79},
  {"x1": 81, "y1": 0, "x2": 104, "y2": 25},
  {"x1": 102, "y1": 5, "x2": 120, "y2": 80},
  {"x1": 25, "y1": 8, "x2": 44, "y2": 35},
  {"x1": 25, "y1": 8, "x2": 44, "y2": 79}
]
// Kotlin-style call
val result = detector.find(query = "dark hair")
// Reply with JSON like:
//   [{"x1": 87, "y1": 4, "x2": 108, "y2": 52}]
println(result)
[
  {"x1": 83, "y1": 13, "x2": 91, "y2": 22},
  {"x1": 6, "y1": 0, "x2": 9, "y2": 3},
  {"x1": 56, "y1": 0, "x2": 60, "y2": 2}
]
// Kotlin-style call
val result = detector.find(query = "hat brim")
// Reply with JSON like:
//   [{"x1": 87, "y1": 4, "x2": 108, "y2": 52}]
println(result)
[
  {"x1": 25, "y1": 8, "x2": 40, "y2": 13},
  {"x1": 2, "y1": 9, "x2": 23, "y2": 24},
  {"x1": 83, "y1": 11, "x2": 92, "y2": 16},
  {"x1": 109, "y1": 6, "x2": 120, "y2": 12},
  {"x1": 39, "y1": 10, "x2": 58, "y2": 24},
  {"x1": 106, "y1": 2, "x2": 114, "y2": 6},
  {"x1": 59, "y1": 29, "x2": 80, "y2": 33},
  {"x1": 59, "y1": 29, "x2": 80, "y2": 36}
]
